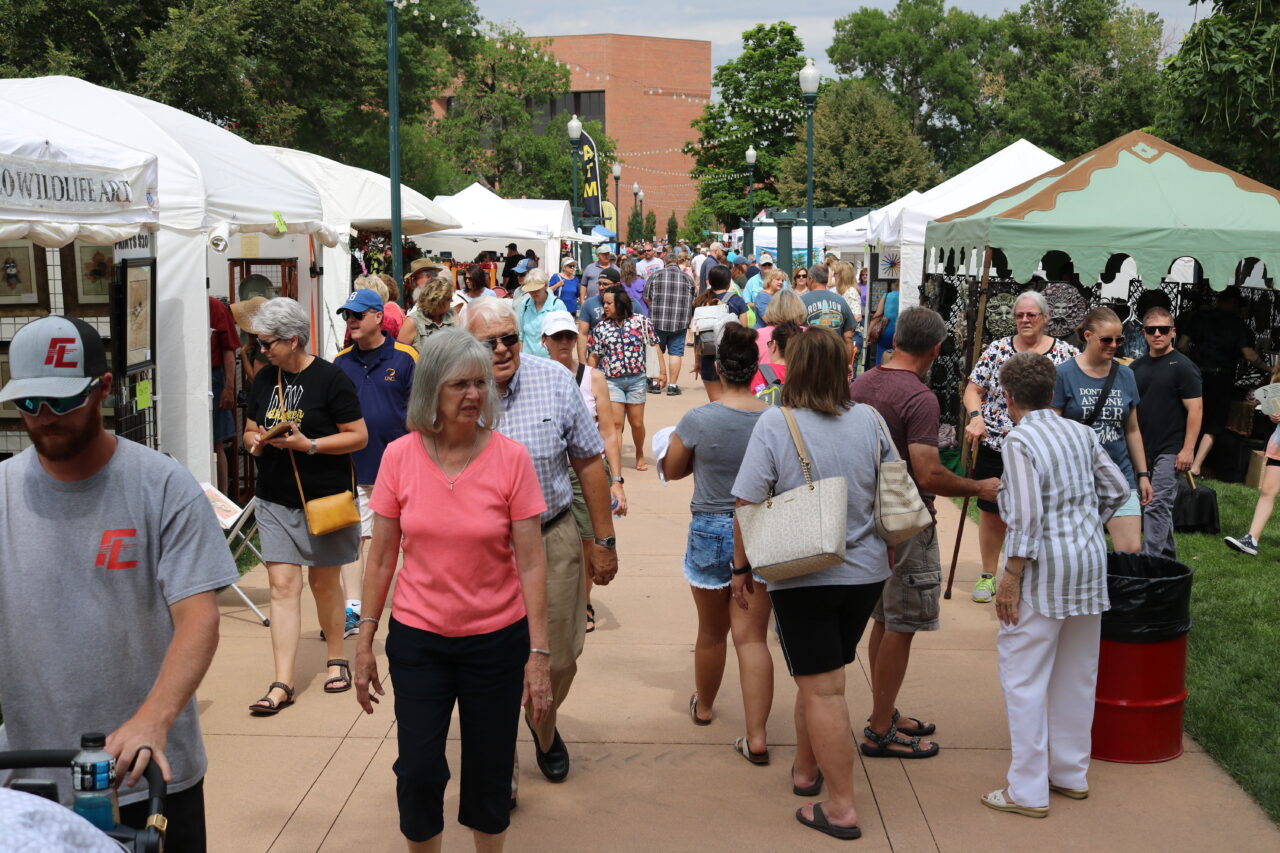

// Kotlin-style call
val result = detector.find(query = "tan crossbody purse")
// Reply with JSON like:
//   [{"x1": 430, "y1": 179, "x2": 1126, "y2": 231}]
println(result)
[{"x1": 276, "y1": 372, "x2": 360, "y2": 536}]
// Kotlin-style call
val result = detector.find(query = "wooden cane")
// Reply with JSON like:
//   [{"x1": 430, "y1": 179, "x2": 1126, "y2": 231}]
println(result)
[{"x1": 944, "y1": 438, "x2": 981, "y2": 599}]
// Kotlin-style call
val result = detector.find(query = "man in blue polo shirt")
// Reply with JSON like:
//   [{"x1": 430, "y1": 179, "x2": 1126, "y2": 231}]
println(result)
[{"x1": 333, "y1": 289, "x2": 417, "y2": 635}]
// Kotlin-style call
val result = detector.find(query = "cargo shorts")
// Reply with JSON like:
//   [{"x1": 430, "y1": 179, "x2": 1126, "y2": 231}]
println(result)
[{"x1": 872, "y1": 524, "x2": 942, "y2": 632}]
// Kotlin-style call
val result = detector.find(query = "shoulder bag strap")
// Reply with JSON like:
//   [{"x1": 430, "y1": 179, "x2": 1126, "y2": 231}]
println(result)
[
  {"x1": 1083, "y1": 361, "x2": 1120, "y2": 427},
  {"x1": 867, "y1": 405, "x2": 900, "y2": 462},
  {"x1": 576, "y1": 363, "x2": 587, "y2": 384},
  {"x1": 759, "y1": 363, "x2": 780, "y2": 386},
  {"x1": 779, "y1": 407, "x2": 815, "y2": 489},
  {"x1": 277, "y1": 371, "x2": 309, "y2": 506}
]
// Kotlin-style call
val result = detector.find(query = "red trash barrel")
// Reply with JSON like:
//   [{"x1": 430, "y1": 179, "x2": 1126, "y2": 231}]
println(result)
[{"x1": 1091, "y1": 553, "x2": 1193, "y2": 764}]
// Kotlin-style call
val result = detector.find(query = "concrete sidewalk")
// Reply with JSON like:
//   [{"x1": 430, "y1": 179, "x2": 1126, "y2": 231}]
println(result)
[{"x1": 205, "y1": 383, "x2": 1277, "y2": 852}]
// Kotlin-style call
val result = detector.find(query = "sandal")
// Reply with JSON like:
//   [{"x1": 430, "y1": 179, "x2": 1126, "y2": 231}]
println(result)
[
  {"x1": 981, "y1": 787, "x2": 1048, "y2": 818},
  {"x1": 586, "y1": 603, "x2": 596, "y2": 634},
  {"x1": 859, "y1": 724, "x2": 939, "y2": 759},
  {"x1": 733, "y1": 735, "x2": 769, "y2": 766},
  {"x1": 795, "y1": 803, "x2": 861, "y2": 840},
  {"x1": 324, "y1": 659, "x2": 352, "y2": 694},
  {"x1": 689, "y1": 693, "x2": 712, "y2": 726},
  {"x1": 249, "y1": 682, "x2": 295, "y2": 715},
  {"x1": 791, "y1": 765, "x2": 823, "y2": 797},
  {"x1": 881, "y1": 708, "x2": 936, "y2": 737}
]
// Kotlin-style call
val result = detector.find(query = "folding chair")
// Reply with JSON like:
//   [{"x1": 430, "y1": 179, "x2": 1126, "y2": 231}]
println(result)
[{"x1": 224, "y1": 497, "x2": 270, "y2": 627}]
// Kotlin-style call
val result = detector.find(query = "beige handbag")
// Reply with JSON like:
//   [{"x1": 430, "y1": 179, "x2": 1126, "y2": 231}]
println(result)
[
  {"x1": 868, "y1": 406, "x2": 933, "y2": 546},
  {"x1": 737, "y1": 407, "x2": 848, "y2": 583},
  {"x1": 276, "y1": 372, "x2": 360, "y2": 536}
]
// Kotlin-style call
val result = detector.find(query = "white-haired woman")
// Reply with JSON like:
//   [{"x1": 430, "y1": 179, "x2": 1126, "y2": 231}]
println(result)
[
  {"x1": 354, "y1": 328, "x2": 551, "y2": 850},
  {"x1": 243, "y1": 297, "x2": 369, "y2": 715},
  {"x1": 963, "y1": 290, "x2": 1079, "y2": 602}
]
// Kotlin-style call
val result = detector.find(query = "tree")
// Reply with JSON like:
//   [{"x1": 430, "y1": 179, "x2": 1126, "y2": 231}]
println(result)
[
  {"x1": 1159, "y1": 0, "x2": 1280, "y2": 185},
  {"x1": 627, "y1": 207, "x2": 644, "y2": 244},
  {"x1": 828, "y1": 0, "x2": 999, "y2": 172},
  {"x1": 980, "y1": 0, "x2": 1165, "y2": 164},
  {"x1": 776, "y1": 80, "x2": 939, "y2": 208},
  {"x1": 643, "y1": 210, "x2": 658, "y2": 242},
  {"x1": 679, "y1": 200, "x2": 717, "y2": 243},
  {"x1": 685, "y1": 23, "x2": 808, "y2": 229},
  {"x1": 666, "y1": 211, "x2": 679, "y2": 246}
]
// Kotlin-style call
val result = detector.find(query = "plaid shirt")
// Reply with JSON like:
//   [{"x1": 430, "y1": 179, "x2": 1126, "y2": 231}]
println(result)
[
  {"x1": 644, "y1": 263, "x2": 697, "y2": 333},
  {"x1": 497, "y1": 354, "x2": 605, "y2": 522}
]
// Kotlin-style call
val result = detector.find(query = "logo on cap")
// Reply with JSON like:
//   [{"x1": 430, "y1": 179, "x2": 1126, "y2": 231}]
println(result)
[{"x1": 44, "y1": 338, "x2": 79, "y2": 368}]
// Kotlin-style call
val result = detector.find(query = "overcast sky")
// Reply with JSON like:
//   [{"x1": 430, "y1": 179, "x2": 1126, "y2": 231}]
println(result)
[{"x1": 478, "y1": 1, "x2": 1211, "y2": 79}]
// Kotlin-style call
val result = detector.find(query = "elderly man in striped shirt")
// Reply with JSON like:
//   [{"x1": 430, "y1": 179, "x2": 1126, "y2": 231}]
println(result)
[{"x1": 982, "y1": 352, "x2": 1128, "y2": 820}]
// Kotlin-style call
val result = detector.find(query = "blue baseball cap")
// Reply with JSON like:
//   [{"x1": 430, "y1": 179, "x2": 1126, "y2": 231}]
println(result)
[
  {"x1": 337, "y1": 289, "x2": 383, "y2": 314},
  {"x1": 513, "y1": 258, "x2": 533, "y2": 275}
]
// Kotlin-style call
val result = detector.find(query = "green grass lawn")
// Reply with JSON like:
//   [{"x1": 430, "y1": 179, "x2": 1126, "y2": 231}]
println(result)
[{"x1": 952, "y1": 479, "x2": 1279, "y2": 822}]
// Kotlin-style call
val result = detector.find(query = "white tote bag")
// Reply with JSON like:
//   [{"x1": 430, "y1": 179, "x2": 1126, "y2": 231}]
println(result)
[
  {"x1": 868, "y1": 406, "x2": 933, "y2": 546},
  {"x1": 737, "y1": 408, "x2": 847, "y2": 582}
]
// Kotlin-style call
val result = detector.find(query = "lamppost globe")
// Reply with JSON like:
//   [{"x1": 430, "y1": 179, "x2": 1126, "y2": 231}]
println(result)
[
  {"x1": 612, "y1": 163, "x2": 622, "y2": 178},
  {"x1": 799, "y1": 57, "x2": 820, "y2": 95},
  {"x1": 638, "y1": 190, "x2": 644, "y2": 203},
  {"x1": 745, "y1": 145, "x2": 757, "y2": 166},
  {"x1": 567, "y1": 114, "x2": 583, "y2": 141},
  {"x1": 632, "y1": 182, "x2": 640, "y2": 196}
]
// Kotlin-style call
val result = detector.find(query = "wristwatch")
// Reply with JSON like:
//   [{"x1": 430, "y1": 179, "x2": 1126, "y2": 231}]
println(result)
[
  {"x1": 968, "y1": 409, "x2": 981, "y2": 420},
  {"x1": 594, "y1": 536, "x2": 617, "y2": 549},
  {"x1": 611, "y1": 477, "x2": 625, "y2": 485},
  {"x1": 307, "y1": 439, "x2": 318, "y2": 455}
]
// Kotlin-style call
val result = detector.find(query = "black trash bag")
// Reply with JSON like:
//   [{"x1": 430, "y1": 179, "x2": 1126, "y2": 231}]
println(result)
[{"x1": 1102, "y1": 552, "x2": 1193, "y2": 644}]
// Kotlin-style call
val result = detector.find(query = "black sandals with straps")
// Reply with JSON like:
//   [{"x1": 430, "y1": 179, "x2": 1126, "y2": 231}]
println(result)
[
  {"x1": 249, "y1": 682, "x2": 295, "y2": 716},
  {"x1": 324, "y1": 659, "x2": 352, "y2": 694},
  {"x1": 859, "y1": 724, "x2": 939, "y2": 759}
]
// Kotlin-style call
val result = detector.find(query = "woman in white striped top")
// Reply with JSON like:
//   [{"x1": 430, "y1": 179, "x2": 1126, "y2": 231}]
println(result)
[{"x1": 982, "y1": 352, "x2": 1128, "y2": 820}]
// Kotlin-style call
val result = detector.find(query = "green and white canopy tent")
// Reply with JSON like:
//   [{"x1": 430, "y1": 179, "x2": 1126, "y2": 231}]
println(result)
[{"x1": 924, "y1": 131, "x2": 1280, "y2": 291}]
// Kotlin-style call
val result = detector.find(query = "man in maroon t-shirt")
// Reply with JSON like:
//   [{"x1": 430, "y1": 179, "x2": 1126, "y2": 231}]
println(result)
[
  {"x1": 850, "y1": 306, "x2": 999, "y2": 759},
  {"x1": 209, "y1": 296, "x2": 241, "y2": 494}
]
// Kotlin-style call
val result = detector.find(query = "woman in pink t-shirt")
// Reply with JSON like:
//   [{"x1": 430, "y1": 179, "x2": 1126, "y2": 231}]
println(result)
[{"x1": 353, "y1": 329, "x2": 551, "y2": 848}]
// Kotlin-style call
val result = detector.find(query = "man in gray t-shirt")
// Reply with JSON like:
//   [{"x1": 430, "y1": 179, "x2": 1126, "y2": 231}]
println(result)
[{"x1": 0, "y1": 316, "x2": 235, "y2": 849}]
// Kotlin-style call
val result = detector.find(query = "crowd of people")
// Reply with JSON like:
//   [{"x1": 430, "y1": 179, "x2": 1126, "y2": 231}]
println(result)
[{"x1": 0, "y1": 235, "x2": 1275, "y2": 850}]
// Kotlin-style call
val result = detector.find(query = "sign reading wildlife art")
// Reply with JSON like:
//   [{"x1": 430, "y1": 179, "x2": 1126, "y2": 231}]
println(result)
[{"x1": 0, "y1": 153, "x2": 140, "y2": 213}]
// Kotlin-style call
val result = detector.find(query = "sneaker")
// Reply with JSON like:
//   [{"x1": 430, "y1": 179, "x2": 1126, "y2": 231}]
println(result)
[
  {"x1": 647, "y1": 379, "x2": 662, "y2": 394},
  {"x1": 666, "y1": 384, "x2": 682, "y2": 396},
  {"x1": 1224, "y1": 533, "x2": 1259, "y2": 556},
  {"x1": 343, "y1": 607, "x2": 360, "y2": 638},
  {"x1": 972, "y1": 574, "x2": 996, "y2": 603}
]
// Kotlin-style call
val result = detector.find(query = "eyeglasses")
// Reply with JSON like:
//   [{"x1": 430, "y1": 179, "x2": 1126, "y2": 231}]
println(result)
[
  {"x1": 341, "y1": 309, "x2": 372, "y2": 321},
  {"x1": 1143, "y1": 325, "x2": 1173, "y2": 336},
  {"x1": 14, "y1": 378, "x2": 101, "y2": 416},
  {"x1": 1015, "y1": 312, "x2": 1043, "y2": 320},
  {"x1": 1092, "y1": 335, "x2": 1123, "y2": 346},
  {"x1": 257, "y1": 337, "x2": 284, "y2": 350},
  {"x1": 481, "y1": 333, "x2": 521, "y2": 351}
]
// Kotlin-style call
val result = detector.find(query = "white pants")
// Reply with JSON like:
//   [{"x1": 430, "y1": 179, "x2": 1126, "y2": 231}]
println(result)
[{"x1": 997, "y1": 604, "x2": 1101, "y2": 807}]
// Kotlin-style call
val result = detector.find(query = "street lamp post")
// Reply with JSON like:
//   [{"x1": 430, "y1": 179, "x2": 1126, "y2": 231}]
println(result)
[
  {"x1": 567, "y1": 114, "x2": 583, "y2": 232},
  {"x1": 631, "y1": 181, "x2": 639, "y2": 245},
  {"x1": 612, "y1": 162, "x2": 622, "y2": 250},
  {"x1": 799, "y1": 57, "x2": 820, "y2": 268},
  {"x1": 744, "y1": 145, "x2": 757, "y2": 257},
  {"x1": 385, "y1": 0, "x2": 420, "y2": 284}
]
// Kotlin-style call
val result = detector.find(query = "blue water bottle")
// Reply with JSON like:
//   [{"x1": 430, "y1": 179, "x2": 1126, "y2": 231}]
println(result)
[{"x1": 71, "y1": 732, "x2": 118, "y2": 831}]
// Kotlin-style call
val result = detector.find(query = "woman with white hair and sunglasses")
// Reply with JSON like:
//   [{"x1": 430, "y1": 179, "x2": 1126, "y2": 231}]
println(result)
[{"x1": 354, "y1": 328, "x2": 551, "y2": 850}]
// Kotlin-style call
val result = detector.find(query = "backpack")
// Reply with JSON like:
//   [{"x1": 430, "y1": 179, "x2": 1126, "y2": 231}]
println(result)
[
  {"x1": 756, "y1": 363, "x2": 783, "y2": 406},
  {"x1": 692, "y1": 300, "x2": 730, "y2": 356}
]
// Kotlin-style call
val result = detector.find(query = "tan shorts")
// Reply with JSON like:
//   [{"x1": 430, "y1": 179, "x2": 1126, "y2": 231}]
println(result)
[
  {"x1": 872, "y1": 524, "x2": 942, "y2": 632},
  {"x1": 357, "y1": 484, "x2": 374, "y2": 538}
]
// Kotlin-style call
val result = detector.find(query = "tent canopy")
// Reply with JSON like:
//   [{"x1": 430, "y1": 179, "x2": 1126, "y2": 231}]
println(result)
[
  {"x1": 258, "y1": 146, "x2": 458, "y2": 235},
  {"x1": 825, "y1": 192, "x2": 921, "y2": 249},
  {"x1": 0, "y1": 103, "x2": 159, "y2": 247},
  {"x1": 926, "y1": 131, "x2": 1280, "y2": 289}
]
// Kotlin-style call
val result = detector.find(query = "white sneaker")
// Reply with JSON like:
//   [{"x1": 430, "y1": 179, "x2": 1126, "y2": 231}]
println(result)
[{"x1": 972, "y1": 574, "x2": 995, "y2": 603}]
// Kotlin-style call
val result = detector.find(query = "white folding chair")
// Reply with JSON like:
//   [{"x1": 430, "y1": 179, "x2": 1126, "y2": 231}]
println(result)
[{"x1": 225, "y1": 497, "x2": 270, "y2": 627}]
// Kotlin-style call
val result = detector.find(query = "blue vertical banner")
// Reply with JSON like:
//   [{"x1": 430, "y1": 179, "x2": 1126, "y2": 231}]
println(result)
[{"x1": 580, "y1": 129, "x2": 603, "y2": 220}]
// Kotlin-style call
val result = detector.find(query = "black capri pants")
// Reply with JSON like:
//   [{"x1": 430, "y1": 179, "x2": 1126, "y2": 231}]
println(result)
[
  {"x1": 972, "y1": 442, "x2": 1004, "y2": 513},
  {"x1": 769, "y1": 581, "x2": 886, "y2": 677},
  {"x1": 387, "y1": 615, "x2": 529, "y2": 842}
]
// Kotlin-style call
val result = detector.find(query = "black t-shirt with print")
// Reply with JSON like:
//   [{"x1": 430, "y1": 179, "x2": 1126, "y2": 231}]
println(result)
[{"x1": 249, "y1": 358, "x2": 363, "y2": 508}]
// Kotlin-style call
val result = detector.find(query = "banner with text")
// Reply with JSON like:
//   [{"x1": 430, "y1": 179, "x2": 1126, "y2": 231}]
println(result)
[{"x1": 580, "y1": 129, "x2": 603, "y2": 222}]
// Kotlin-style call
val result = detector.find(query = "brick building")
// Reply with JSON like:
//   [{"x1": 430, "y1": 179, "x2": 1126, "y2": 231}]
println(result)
[{"x1": 535, "y1": 34, "x2": 711, "y2": 237}]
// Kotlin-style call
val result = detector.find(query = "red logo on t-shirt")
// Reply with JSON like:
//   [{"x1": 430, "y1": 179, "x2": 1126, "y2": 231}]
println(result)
[
  {"x1": 44, "y1": 338, "x2": 79, "y2": 368},
  {"x1": 96, "y1": 529, "x2": 138, "y2": 570}
]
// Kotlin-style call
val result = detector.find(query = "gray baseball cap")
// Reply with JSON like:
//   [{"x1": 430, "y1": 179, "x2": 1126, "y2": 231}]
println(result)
[{"x1": 0, "y1": 315, "x2": 109, "y2": 403}]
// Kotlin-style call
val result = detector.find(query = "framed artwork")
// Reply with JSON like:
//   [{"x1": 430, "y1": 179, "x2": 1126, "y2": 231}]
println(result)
[
  {"x1": 0, "y1": 241, "x2": 50, "y2": 316},
  {"x1": 59, "y1": 244, "x2": 114, "y2": 316},
  {"x1": 0, "y1": 348, "x2": 16, "y2": 421},
  {"x1": 116, "y1": 258, "x2": 156, "y2": 374}
]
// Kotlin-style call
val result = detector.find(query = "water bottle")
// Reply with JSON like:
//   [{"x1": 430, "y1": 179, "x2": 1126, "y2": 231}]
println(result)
[{"x1": 72, "y1": 732, "x2": 118, "y2": 832}]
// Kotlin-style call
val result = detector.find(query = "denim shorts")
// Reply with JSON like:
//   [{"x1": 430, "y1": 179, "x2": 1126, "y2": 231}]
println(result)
[
  {"x1": 1113, "y1": 489, "x2": 1142, "y2": 518},
  {"x1": 682, "y1": 512, "x2": 762, "y2": 589},
  {"x1": 607, "y1": 372, "x2": 648, "y2": 404},
  {"x1": 654, "y1": 328, "x2": 686, "y2": 357}
]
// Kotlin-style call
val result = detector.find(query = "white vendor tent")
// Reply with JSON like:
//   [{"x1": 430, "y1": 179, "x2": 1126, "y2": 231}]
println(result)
[
  {"x1": 0, "y1": 104, "x2": 159, "y2": 246},
  {"x1": 875, "y1": 141, "x2": 1062, "y2": 307},
  {"x1": 824, "y1": 191, "x2": 922, "y2": 251},
  {"x1": 258, "y1": 145, "x2": 460, "y2": 357},
  {"x1": 0, "y1": 76, "x2": 339, "y2": 483}
]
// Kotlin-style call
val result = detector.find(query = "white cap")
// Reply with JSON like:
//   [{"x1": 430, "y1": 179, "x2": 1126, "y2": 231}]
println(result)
[
  {"x1": 540, "y1": 310, "x2": 578, "y2": 337},
  {"x1": 0, "y1": 315, "x2": 109, "y2": 403},
  {"x1": 759, "y1": 252, "x2": 774, "y2": 265}
]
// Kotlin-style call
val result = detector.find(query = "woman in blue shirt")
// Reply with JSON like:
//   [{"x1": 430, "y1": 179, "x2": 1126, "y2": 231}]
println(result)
[
  {"x1": 550, "y1": 257, "x2": 580, "y2": 315},
  {"x1": 1052, "y1": 306, "x2": 1153, "y2": 552}
]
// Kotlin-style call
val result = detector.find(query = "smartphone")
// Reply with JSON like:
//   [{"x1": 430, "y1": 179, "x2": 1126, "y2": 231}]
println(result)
[{"x1": 260, "y1": 421, "x2": 293, "y2": 441}]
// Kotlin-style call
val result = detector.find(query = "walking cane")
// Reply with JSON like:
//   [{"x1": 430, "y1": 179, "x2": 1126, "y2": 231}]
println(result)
[{"x1": 943, "y1": 438, "x2": 981, "y2": 599}]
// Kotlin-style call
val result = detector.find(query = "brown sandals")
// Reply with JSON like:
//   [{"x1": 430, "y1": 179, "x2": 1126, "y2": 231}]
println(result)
[
  {"x1": 324, "y1": 659, "x2": 352, "y2": 694},
  {"x1": 249, "y1": 682, "x2": 295, "y2": 715}
]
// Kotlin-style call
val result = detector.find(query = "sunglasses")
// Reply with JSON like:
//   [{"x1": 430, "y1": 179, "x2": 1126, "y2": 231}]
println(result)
[
  {"x1": 1091, "y1": 335, "x2": 1123, "y2": 346},
  {"x1": 341, "y1": 309, "x2": 373, "y2": 321},
  {"x1": 546, "y1": 331, "x2": 578, "y2": 343},
  {"x1": 1143, "y1": 325, "x2": 1173, "y2": 336},
  {"x1": 794, "y1": 272, "x2": 809, "y2": 279},
  {"x1": 482, "y1": 333, "x2": 521, "y2": 351},
  {"x1": 15, "y1": 378, "x2": 101, "y2": 416},
  {"x1": 1015, "y1": 311, "x2": 1043, "y2": 320},
  {"x1": 258, "y1": 337, "x2": 285, "y2": 350}
]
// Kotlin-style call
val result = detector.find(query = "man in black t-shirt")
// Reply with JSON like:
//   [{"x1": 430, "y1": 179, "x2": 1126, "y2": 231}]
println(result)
[
  {"x1": 1133, "y1": 306, "x2": 1202, "y2": 559},
  {"x1": 501, "y1": 242, "x2": 522, "y2": 291}
]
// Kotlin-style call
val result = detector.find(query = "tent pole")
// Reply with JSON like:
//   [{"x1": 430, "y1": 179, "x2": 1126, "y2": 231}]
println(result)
[{"x1": 963, "y1": 246, "x2": 994, "y2": 426}]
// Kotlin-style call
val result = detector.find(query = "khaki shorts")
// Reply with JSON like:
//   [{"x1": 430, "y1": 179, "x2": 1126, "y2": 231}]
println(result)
[
  {"x1": 569, "y1": 458, "x2": 611, "y2": 541},
  {"x1": 357, "y1": 484, "x2": 374, "y2": 538},
  {"x1": 872, "y1": 525, "x2": 942, "y2": 632}
]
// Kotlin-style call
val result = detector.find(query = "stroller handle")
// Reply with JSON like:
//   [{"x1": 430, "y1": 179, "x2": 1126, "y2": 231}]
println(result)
[{"x1": 0, "y1": 747, "x2": 167, "y2": 819}]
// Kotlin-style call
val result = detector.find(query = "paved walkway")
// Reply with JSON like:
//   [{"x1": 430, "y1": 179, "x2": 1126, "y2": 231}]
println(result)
[{"x1": 205, "y1": 384, "x2": 1277, "y2": 851}]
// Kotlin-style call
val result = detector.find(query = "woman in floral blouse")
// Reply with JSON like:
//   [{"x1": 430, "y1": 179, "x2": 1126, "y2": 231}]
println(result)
[
  {"x1": 963, "y1": 290, "x2": 1079, "y2": 602},
  {"x1": 588, "y1": 286, "x2": 659, "y2": 471}
]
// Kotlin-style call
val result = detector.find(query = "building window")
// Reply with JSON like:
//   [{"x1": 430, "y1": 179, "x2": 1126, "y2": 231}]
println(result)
[{"x1": 532, "y1": 91, "x2": 606, "y2": 134}]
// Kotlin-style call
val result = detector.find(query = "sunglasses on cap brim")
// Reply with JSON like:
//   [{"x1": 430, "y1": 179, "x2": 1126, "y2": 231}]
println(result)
[{"x1": 14, "y1": 378, "x2": 102, "y2": 416}]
